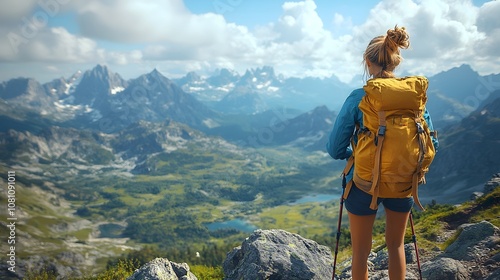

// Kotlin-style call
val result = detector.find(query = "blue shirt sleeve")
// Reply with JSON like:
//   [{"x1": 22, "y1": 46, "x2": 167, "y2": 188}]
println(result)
[
  {"x1": 326, "y1": 89, "x2": 364, "y2": 160},
  {"x1": 423, "y1": 108, "x2": 439, "y2": 152}
]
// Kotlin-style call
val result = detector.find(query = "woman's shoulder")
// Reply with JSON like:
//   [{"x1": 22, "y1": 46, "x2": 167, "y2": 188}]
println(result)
[
  {"x1": 350, "y1": 88, "x2": 366, "y2": 96},
  {"x1": 345, "y1": 88, "x2": 366, "y2": 102},
  {"x1": 338, "y1": 88, "x2": 365, "y2": 116}
]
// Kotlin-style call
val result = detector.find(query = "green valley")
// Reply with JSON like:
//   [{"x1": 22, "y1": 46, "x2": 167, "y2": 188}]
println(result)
[{"x1": 0, "y1": 140, "x2": 347, "y2": 276}]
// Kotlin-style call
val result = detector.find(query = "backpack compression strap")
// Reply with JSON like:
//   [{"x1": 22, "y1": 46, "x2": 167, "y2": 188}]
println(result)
[
  {"x1": 369, "y1": 110, "x2": 429, "y2": 211},
  {"x1": 412, "y1": 111, "x2": 428, "y2": 211},
  {"x1": 368, "y1": 111, "x2": 387, "y2": 210},
  {"x1": 342, "y1": 156, "x2": 354, "y2": 199}
]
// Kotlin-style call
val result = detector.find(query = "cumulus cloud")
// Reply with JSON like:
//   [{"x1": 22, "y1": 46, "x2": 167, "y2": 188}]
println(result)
[
  {"x1": 246, "y1": 0, "x2": 354, "y2": 79},
  {"x1": 0, "y1": 27, "x2": 97, "y2": 62},
  {"x1": 0, "y1": 0, "x2": 499, "y2": 83},
  {"x1": 475, "y1": 0, "x2": 500, "y2": 61},
  {"x1": 272, "y1": 0, "x2": 325, "y2": 43},
  {"x1": 476, "y1": 0, "x2": 500, "y2": 33},
  {"x1": 70, "y1": 0, "x2": 262, "y2": 69},
  {"x1": 0, "y1": 0, "x2": 37, "y2": 23},
  {"x1": 408, "y1": 0, "x2": 481, "y2": 58},
  {"x1": 0, "y1": 26, "x2": 141, "y2": 69},
  {"x1": 347, "y1": 0, "x2": 494, "y2": 78},
  {"x1": 74, "y1": 0, "x2": 227, "y2": 46}
]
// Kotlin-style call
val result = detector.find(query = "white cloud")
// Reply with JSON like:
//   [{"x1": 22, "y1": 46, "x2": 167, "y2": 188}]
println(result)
[
  {"x1": 272, "y1": 0, "x2": 325, "y2": 43},
  {"x1": 0, "y1": 27, "x2": 98, "y2": 62},
  {"x1": 348, "y1": 0, "x2": 494, "y2": 78},
  {"x1": 0, "y1": 0, "x2": 499, "y2": 83},
  {"x1": 71, "y1": 0, "x2": 262, "y2": 69},
  {"x1": 245, "y1": 0, "x2": 353, "y2": 80},
  {"x1": 476, "y1": 0, "x2": 500, "y2": 33},
  {"x1": 403, "y1": 0, "x2": 489, "y2": 76},
  {"x1": 75, "y1": 0, "x2": 227, "y2": 46},
  {"x1": 69, "y1": 0, "x2": 344, "y2": 79},
  {"x1": 475, "y1": 0, "x2": 500, "y2": 62},
  {"x1": 0, "y1": 0, "x2": 37, "y2": 23}
]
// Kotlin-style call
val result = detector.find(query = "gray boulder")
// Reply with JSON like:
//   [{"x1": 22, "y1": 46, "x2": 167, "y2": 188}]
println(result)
[
  {"x1": 444, "y1": 221, "x2": 500, "y2": 261},
  {"x1": 422, "y1": 257, "x2": 469, "y2": 280},
  {"x1": 126, "y1": 258, "x2": 197, "y2": 280},
  {"x1": 371, "y1": 244, "x2": 417, "y2": 270},
  {"x1": 223, "y1": 229, "x2": 333, "y2": 280},
  {"x1": 372, "y1": 249, "x2": 389, "y2": 270},
  {"x1": 419, "y1": 220, "x2": 500, "y2": 279},
  {"x1": 404, "y1": 243, "x2": 418, "y2": 264}
]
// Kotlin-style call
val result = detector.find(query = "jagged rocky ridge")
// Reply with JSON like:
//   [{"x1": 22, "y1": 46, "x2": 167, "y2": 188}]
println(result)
[{"x1": 0, "y1": 64, "x2": 340, "y2": 151}]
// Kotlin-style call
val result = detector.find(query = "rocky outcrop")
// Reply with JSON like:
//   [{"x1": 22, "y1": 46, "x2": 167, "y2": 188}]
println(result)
[
  {"x1": 128, "y1": 220, "x2": 498, "y2": 280},
  {"x1": 423, "y1": 221, "x2": 500, "y2": 279},
  {"x1": 222, "y1": 229, "x2": 334, "y2": 280},
  {"x1": 443, "y1": 221, "x2": 499, "y2": 262},
  {"x1": 334, "y1": 220, "x2": 499, "y2": 280},
  {"x1": 126, "y1": 258, "x2": 197, "y2": 280}
]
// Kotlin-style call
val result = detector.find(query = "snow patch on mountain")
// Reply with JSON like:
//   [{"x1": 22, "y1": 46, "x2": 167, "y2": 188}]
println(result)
[
  {"x1": 65, "y1": 70, "x2": 83, "y2": 95},
  {"x1": 111, "y1": 86, "x2": 125, "y2": 95},
  {"x1": 202, "y1": 118, "x2": 220, "y2": 128}
]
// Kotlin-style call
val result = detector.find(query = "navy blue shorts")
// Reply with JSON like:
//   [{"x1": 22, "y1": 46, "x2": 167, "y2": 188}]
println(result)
[{"x1": 345, "y1": 184, "x2": 414, "y2": 216}]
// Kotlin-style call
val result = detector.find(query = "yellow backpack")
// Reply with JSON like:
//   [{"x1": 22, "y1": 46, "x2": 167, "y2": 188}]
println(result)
[{"x1": 345, "y1": 76, "x2": 436, "y2": 210}]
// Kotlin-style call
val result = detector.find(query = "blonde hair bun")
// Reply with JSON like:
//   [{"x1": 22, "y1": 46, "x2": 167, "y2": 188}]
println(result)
[{"x1": 385, "y1": 25, "x2": 410, "y2": 52}]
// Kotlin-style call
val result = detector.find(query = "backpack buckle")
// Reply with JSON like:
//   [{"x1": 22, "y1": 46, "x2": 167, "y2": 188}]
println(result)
[
  {"x1": 374, "y1": 126, "x2": 386, "y2": 146},
  {"x1": 378, "y1": 126, "x2": 386, "y2": 136},
  {"x1": 416, "y1": 122, "x2": 424, "y2": 133}
]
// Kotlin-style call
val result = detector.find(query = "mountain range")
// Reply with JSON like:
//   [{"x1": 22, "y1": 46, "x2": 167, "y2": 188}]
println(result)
[
  {"x1": 422, "y1": 88, "x2": 500, "y2": 204},
  {"x1": 173, "y1": 65, "x2": 352, "y2": 115},
  {"x1": 0, "y1": 63, "x2": 498, "y2": 171},
  {"x1": 2, "y1": 63, "x2": 496, "y2": 131},
  {"x1": 0, "y1": 63, "x2": 498, "y2": 183}
]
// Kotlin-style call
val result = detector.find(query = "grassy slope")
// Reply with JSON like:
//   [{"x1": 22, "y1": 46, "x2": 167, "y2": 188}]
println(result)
[{"x1": 333, "y1": 185, "x2": 500, "y2": 273}]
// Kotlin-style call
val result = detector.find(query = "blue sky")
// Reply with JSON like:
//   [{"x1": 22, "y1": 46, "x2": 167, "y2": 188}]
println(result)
[
  {"x1": 183, "y1": 0, "x2": 379, "y2": 31},
  {"x1": 0, "y1": 0, "x2": 498, "y2": 83}
]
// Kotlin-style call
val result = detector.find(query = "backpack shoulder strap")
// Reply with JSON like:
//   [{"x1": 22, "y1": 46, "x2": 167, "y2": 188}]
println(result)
[{"x1": 341, "y1": 123, "x2": 359, "y2": 200}]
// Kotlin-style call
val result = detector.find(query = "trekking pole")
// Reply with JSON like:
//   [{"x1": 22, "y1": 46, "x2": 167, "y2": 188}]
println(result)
[
  {"x1": 332, "y1": 175, "x2": 347, "y2": 280},
  {"x1": 409, "y1": 209, "x2": 423, "y2": 280}
]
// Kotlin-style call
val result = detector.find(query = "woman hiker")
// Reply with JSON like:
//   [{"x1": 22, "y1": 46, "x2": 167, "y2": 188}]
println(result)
[{"x1": 326, "y1": 25, "x2": 439, "y2": 280}]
